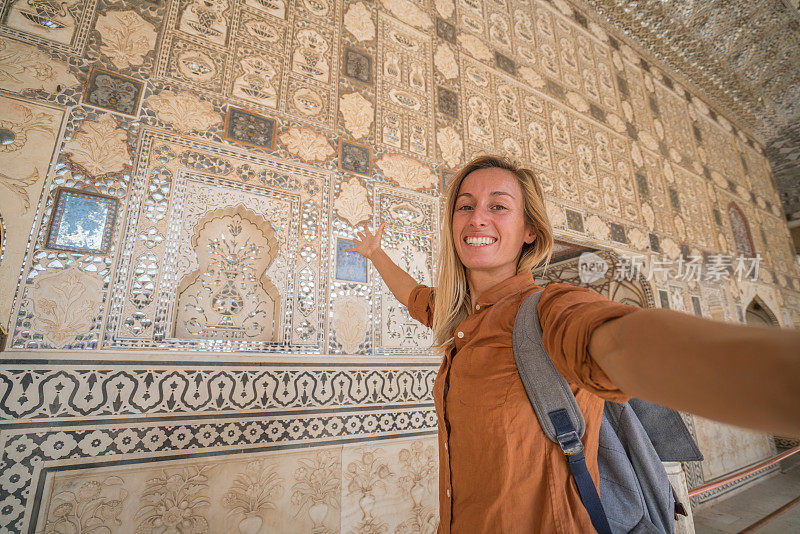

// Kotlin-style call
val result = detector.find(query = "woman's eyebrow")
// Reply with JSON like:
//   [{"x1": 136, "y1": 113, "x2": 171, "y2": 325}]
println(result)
[{"x1": 456, "y1": 191, "x2": 515, "y2": 199}]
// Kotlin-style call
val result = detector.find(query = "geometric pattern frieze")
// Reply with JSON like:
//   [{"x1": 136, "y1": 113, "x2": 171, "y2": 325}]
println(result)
[{"x1": 0, "y1": 365, "x2": 438, "y2": 420}]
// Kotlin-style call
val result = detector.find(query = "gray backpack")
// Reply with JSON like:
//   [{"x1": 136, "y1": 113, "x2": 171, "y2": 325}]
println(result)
[{"x1": 513, "y1": 291, "x2": 703, "y2": 534}]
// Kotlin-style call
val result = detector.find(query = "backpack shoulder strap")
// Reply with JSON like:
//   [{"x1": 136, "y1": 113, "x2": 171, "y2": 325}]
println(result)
[
  {"x1": 513, "y1": 290, "x2": 612, "y2": 534},
  {"x1": 513, "y1": 290, "x2": 585, "y2": 444}
]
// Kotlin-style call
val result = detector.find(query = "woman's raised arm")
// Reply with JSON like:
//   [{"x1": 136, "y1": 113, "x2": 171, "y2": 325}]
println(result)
[
  {"x1": 589, "y1": 309, "x2": 800, "y2": 437},
  {"x1": 346, "y1": 222, "x2": 420, "y2": 307}
]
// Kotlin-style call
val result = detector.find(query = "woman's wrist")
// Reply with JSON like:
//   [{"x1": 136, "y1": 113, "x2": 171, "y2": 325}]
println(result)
[{"x1": 368, "y1": 247, "x2": 385, "y2": 262}]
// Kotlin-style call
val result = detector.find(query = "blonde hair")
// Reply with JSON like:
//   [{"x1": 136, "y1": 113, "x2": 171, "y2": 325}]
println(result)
[{"x1": 432, "y1": 155, "x2": 554, "y2": 348}]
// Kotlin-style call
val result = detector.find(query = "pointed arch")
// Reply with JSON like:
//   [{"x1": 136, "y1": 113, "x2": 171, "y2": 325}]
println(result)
[
  {"x1": 534, "y1": 239, "x2": 655, "y2": 308},
  {"x1": 728, "y1": 202, "x2": 755, "y2": 258},
  {"x1": 745, "y1": 295, "x2": 779, "y2": 327}
]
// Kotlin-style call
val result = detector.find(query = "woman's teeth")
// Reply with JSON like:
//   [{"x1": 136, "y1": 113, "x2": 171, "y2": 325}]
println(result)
[{"x1": 465, "y1": 236, "x2": 496, "y2": 246}]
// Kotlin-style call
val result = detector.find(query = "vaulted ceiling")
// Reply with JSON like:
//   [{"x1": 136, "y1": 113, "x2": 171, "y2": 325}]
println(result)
[{"x1": 573, "y1": 0, "x2": 800, "y2": 220}]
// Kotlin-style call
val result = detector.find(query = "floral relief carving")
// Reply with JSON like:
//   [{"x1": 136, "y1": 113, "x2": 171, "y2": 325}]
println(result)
[
  {"x1": 628, "y1": 228, "x2": 649, "y2": 251},
  {"x1": 457, "y1": 33, "x2": 492, "y2": 62},
  {"x1": 395, "y1": 440, "x2": 437, "y2": 534},
  {"x1": 0, "y1": 37, "x2": 78, "y2": 93},
  {"x1": 436, "y1": 126, "x2": 463, "y2": 169},
  {"x1": 433, "y1": 43, "x2": 458, "y2": 79},
  {"x1": 179, "y1": 0, "x2": 230, "y2": 44},
  {"x1": 332, "y1": 296, "x2": 369, "y2": 353},
  {"x1": 519, "y1": 66, "x2": 545, "y2": 89},
  {"x1": 278, "y1": 127, "x2": 335, "y2": 162},
  {"x1": 95, "y1": 10, "x2": 157, "y2": 69},
  {"x1": 0, "y1": 102, "x2": 54, "y2": 211},
  {"x1": 375, "y1": 154, "x2": 436, "y2": 190},
  {"x1": 44, "y1": 476, "x2": 128, "y2": 534},
  {"x1": 222, "y1": 459, "x2": 284, "y2": 534},
  {"x1": 345, "y1": 449, "x2": 393, "y2": 533},
  {"x1": 0, "y1": 168, "x2": 40, "y2": 212},
  {"x1": 233, "y1": 56, "x2": 279, "y2": 108},
  {"x1": 434, "y1": 0, "x2": 454, "y2": 18},
  {"x1": 291, "y1": 450, "x2": 341, "y2": 533},
  {"x1": 292, "y1": 29, "x2": 331, "y2": 83},
  {"x1": 546, "y1": 201, "x2": 566, "y2": 228},
  {"x1": 30, "y1": 266, "x2": 103, "y2": 348},
  {"x1": 344, "y1": 2, "x2": 375, "y2": 42},
  {"x1": 380, "y1": 0, "x2": 433, "y2": 30},
  {"x1": 135, "y1": 465, "x2": 212, "y2": 534},
  {"x1": 148, "y1": 90, "x2": 220, "y2": 133},
  {"x1": 175, "y1": 206, "x2": 281, "y2": 342},
  {"x1": 65, "y1": 114, "x2": 129, "y2": 176},
  {"x1": 334, "y1": 177, "x2": 371, "y2": 227},
  {"x1": 339, "y1": 92, "x2": 374, "y2": 140},
  {"x1": 585, "y1": 215, "x2": 611, "y2": 241}
]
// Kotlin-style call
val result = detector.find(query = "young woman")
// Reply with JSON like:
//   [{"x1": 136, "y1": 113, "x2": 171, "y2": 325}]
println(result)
[{"x1": 348, "y1": 155, "x2": 800, "y2": 533}]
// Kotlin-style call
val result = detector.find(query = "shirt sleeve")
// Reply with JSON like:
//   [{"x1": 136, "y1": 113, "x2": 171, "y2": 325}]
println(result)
[
  {"x1": 537, "y1": 283, "x2": 640, "y2": 402},
  {"x1": 407, "y1": 284, "x2": 435, "y2": 328}
]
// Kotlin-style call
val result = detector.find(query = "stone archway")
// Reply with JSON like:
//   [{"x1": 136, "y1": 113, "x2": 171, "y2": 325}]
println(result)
[
  {"x1": 534, "y1": 239, "x2": 655, "y2": 309},
  {"x1": 744, "y1": 295, "x2": 780, "y2": 327}
]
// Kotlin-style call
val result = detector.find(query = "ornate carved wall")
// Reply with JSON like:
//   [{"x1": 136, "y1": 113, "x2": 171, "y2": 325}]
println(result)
[{"x1": 1, "y1": 0, "x2": 798, "y2": 530}]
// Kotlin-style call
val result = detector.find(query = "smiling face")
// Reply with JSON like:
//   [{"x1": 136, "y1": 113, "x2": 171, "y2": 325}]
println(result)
[{"x1": 451, "y1": 167, "x2": 536, "y2": 287}]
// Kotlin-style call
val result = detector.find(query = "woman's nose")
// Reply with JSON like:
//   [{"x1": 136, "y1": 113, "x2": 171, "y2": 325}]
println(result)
[{"x1": 469, "y1": 207, "x2": 489, "y2": 227}]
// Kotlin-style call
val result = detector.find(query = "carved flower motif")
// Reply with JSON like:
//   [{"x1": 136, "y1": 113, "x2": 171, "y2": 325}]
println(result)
[
  {"x1": 566, "y1": 91, "x2": 589, "y2": 113},
  {"x1": 458, "y1": 33, "x2": 493, "y2": 62},
  {"x1": 519, "y1": 66, "x2": 545, "y2": 89},
  {"x1": 381, "y1": 0, "x2": 432, "y2": 29},
  {"x1": 339, "y1": 92, "x2": 373, "y2": 140},
  {"x1": 278, "y1": 127, "x2": 334, "y2": 162},
  {"x1": 434, "y1": 44, "x2": 458, "y2": 79},
  {"x1": 148, "y1": 90, "x2": 220, "y2": 133},
  {"x1": 436, "y1": 126, "x2": 462, "y2": 169},
  {"x1": 606, "y1": 113, "x2": 627, "y2": 133},
  {"x1": 333, "y1": 296, "x2": 369, "y2": 353},
  {"x1": 627, "y1": 228, "x2": 649, "y2": 251},
  {"x1": 95, "y1": 10, "x2": 157, "y2": 69},
  {"x1": 376, "y1": 154, "x2": 436, "y2": 190},
  {"x1": 585, "y1": 215, "x2": 610, "y2": 241},
  {"x1": 334, "y1": 177, "x2": 371, "y2": 227},
  {"x1": 546, "y1": 201, "x2": 566, "y2": 228},
  {"x1": 344, "y1": 2, "x2": 375, "y2": 42},
  {"x1": 642, "y1": 203, "x2": 655, "y2": 230},
  {"x1": 66, "y1": 115, "x2": 129, "y2": 176},
  {"x1": 0, "y1": 37, "x2": 78, "y2": 93},
  {"x1": 434, "y1": 0, "x2": 454, "y2": 18},
  {"x1": 660, "y1": 237, "x2": 681, "y2": 260}
]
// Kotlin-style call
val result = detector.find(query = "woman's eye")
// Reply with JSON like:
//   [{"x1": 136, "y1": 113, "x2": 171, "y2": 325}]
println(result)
[
  {"x1": 492, "y1": 204, "x2": 509, "y2": 211},
  {"x1": 456, "y1": 204, "x2": 473, "y2": 211}
]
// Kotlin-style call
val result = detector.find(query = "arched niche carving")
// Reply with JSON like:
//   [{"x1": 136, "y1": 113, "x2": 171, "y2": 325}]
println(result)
[
  {"x1": 728, "y1": 202, "x2": 755, "y2": 258},
  {"x1": 534, "y1": 243, "x2": 654, "y2": 309},
  {"x1": 744, "y1": 295, "x2": 779, "y2": 327},
  {"x1": 174, "y1": 205, "x2": 281, "y2": 341}
]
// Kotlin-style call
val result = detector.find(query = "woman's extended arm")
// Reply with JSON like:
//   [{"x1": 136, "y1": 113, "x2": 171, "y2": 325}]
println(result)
[
  {"x1": 346, "y1": 223, "x2": 420, "y2": 307},
  {"x1": 589, "y1": 309, "x2": 800, "y2": 437}
]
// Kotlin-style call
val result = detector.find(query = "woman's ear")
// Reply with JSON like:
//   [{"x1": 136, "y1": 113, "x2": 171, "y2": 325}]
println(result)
[{"x1": 524, "y1": 224, "x2": 536, "y2": 245}]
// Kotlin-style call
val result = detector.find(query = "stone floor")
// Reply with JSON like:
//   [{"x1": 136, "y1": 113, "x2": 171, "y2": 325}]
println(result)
[{"x1": 693, "y1": 461, "x2": 800, "y2": 533}]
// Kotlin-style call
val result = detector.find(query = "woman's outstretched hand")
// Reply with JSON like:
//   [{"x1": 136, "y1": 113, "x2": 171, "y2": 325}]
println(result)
[
  {"x1": 344, "y1": 221, "x2": 417, "y2": 307},
  {"x1": 347, "y1": 222, "x2": 385, "y2": 260}
]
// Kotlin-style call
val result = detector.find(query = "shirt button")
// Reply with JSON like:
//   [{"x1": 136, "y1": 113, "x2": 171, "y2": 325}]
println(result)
[
  {"x1": 475, "y1": 304, "x2": 480, "y2": 310},
  {"x1": 457, "y1": 331, "x2": 464, "y2": 338},
  {"x1": 447, "y1": 488, "x2": 451, "y2": 498}
]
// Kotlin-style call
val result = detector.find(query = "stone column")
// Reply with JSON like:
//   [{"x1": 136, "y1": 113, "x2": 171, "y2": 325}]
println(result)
[{"x1": 664, "y1": 461, "x2": 695, "y2": 534}]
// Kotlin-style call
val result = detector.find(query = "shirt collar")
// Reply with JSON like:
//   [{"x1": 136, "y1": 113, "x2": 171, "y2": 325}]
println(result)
[{"x1": 473, "y1": 271, "x2": 538, "y2": 308}]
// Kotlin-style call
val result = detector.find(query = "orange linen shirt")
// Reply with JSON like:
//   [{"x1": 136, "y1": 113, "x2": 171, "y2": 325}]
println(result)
[{"x1": 407, "y1": 272, "x2": 639, "y2": 533}]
